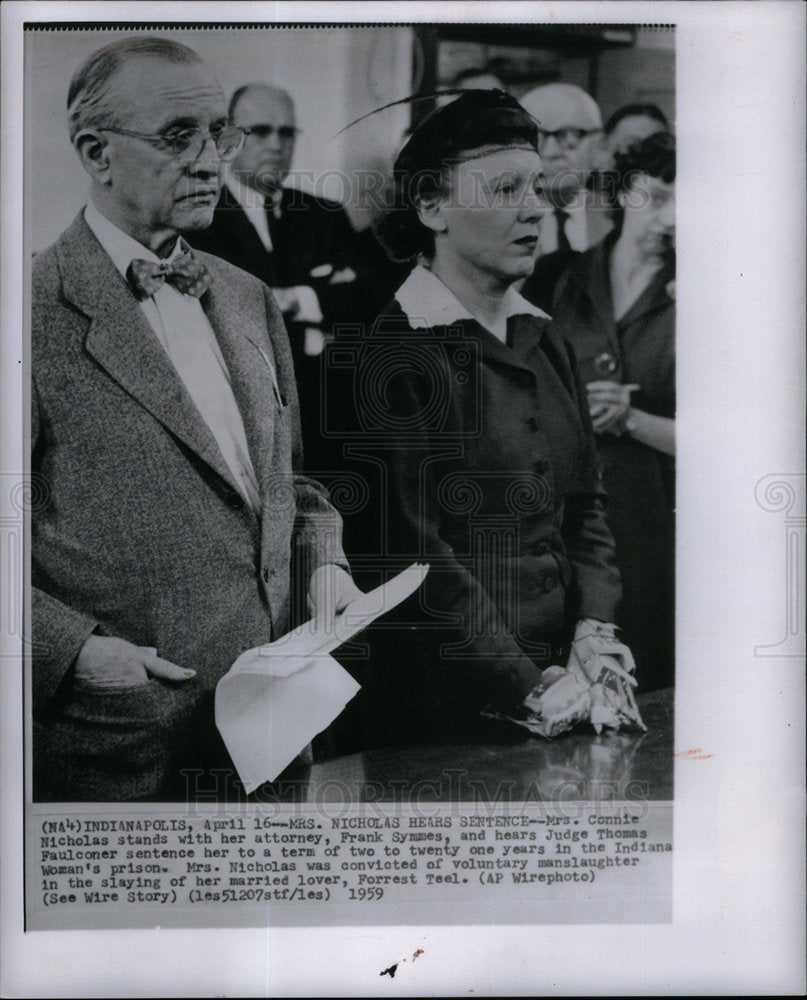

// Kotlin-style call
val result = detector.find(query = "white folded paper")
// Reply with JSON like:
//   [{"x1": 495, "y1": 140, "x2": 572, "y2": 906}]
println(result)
[{"x1": 215, "y1": 563, "x2": 428, "y2": 791}]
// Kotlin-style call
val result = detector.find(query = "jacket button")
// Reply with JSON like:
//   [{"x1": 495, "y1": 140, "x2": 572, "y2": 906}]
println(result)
[
  {"x1": 526, "y1": 415, "x2": 538, "y2": 432},
  {"x1": 543, "y1": 574, "x2": 557, "y2": 593},
  {"x1": 536, "y1": 541, "x2": 550, "y2": 555}
]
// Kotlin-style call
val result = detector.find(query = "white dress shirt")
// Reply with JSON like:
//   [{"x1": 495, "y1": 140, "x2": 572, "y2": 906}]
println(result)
[
  {"x1": 225, "y1": 174, "x2": 323, "y2": 326},
  {"x1": 226, "y1": 173, "x2": 280, "y2": 252},
  {"x1": 84, "y1": 201, "x2": 261, "y2": 512},
  {"x1": 539, "y1": 190, "x2": 590, "y2": 254}
]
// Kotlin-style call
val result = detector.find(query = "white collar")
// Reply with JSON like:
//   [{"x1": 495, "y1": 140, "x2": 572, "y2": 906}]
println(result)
[
  {"x1": 84, "y1": 201, "x2": 183, "y2": 278},
  {"x1": 558, "y1": 189, "x2": 588, "y2": 215},
  {"x1": 395, "y1": 264, "x2": 550, "y2": 330},
  {"x1": 226, "y1": 173, "x2": 283, "y2": 218}
]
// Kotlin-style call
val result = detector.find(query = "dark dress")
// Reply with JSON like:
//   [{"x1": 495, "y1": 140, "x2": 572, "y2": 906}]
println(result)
[
  {"x1": 545, "y1": 236, "x2": 675, "y2": 689},
  {"x1": 323, "y1": 273, "x2": 622, "y2": 748}
]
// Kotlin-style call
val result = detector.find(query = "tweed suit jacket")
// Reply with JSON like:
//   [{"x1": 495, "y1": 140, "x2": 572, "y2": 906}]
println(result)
[{"x1": 31, "y1": 212, "x2": 346, "y2": 801}]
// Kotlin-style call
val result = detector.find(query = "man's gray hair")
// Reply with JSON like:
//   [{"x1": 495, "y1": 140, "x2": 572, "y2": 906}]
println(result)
[{"x1": 67, "y1": 36, "x2": 202, "y2": 142}]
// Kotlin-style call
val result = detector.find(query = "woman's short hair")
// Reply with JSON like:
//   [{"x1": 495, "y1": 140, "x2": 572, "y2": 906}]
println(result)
[
  {"x1": 606, "y1": 130, "x2": 675, "y2": 235},
  {"x1": 373, "y1": 89, "x2": 539, "y2": 262},
  {"x1": 67, "y1": 37, "x2": 203, "y2": 142},
  {"x1": 613, "y1": 130, "x2": 676, "y2": 192}
]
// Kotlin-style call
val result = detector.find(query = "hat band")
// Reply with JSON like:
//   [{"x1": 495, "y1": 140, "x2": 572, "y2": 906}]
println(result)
[{"x1": 451, "y1": 143, "x2": 539, "y2": 164}]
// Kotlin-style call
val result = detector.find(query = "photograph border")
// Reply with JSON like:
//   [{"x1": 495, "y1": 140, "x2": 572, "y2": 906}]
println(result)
[{"x1": 2, "y1": 1, "x2": 805, "y2": 996}]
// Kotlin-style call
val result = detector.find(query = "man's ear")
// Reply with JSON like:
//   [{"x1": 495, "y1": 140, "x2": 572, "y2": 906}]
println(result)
[
  {"x1": 414, "y1": 192, "x2": 447, "y2": 235},
  {"x1": 73, "y1": 129, "x2": 113, "y2": 184}
]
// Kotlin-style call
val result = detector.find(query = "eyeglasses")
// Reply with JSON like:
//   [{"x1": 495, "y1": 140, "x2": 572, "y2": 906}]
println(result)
[
  {"x1": 538, "y1": 127, "x2": 602, "y2": 150},
  {"x1": 99, "y1": 124, "x2": 248, "y2": 161},
  {"x1": 241, "y1": 124, "x2": 299, "y2": 141}
]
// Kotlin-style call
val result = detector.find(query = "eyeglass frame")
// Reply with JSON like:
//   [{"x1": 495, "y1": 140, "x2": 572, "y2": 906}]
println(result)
[
  {"x1": 538, "y1": 127, "x2": 602, "y2": 150},
  {"x1": 97, "y1": 123, "x2": 248, "y2": 161},
  {"x1": 240, "y1": 124, "x2": 300, "y2": 141}
]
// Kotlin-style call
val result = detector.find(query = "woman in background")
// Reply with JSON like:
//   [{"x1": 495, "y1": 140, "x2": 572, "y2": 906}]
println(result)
[
  {"x1": 544, "y1": 132, "x2": 676, "y2": 689},
  {"x1": 328, "y1": 90, "x2": 627, "y2": 746}
]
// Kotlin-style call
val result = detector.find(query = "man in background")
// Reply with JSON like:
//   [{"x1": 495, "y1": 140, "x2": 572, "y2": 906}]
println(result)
[
  {"x1": 519, "y1": 82, "x2": 613, "y2": 311},
  {"x1": 519, "y1": 81, "x2": 612, "y2": 256},
  {"x1": 188, "y1": 83, "x2": 368, "y2": 469}
]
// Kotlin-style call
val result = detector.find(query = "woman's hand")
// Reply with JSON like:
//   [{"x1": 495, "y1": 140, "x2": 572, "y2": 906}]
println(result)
[
  {"x1": 587, "y1": 381, "x2": 676, "y2": 455},
  {"x1": 586, "y1": 380, "x2": 640, "y2": 435}
]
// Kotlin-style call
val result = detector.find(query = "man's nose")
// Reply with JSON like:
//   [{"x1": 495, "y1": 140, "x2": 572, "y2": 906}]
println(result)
[
  {"x1": 261, "y1": 129, "x2": 284, "y2": 152},
  {"x1": 659, "y1": 197, "x2": 676, "y2": 229},
  {"x1": 539, "y1": 133, "x2": 564, "y2": 159},
  {"x1": 189, "y1": 135, "x2": 221, "y2": 176}
]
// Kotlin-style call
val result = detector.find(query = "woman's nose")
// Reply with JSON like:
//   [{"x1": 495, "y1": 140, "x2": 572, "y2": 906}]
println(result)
[{"x1": 521, "y1": 189, "x2": 548, "y2": 221}]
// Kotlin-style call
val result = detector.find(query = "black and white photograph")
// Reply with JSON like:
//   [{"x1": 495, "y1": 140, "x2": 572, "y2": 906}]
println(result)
[{"x1": 1, "y1": 1, "x2": 804, "y2": 996}]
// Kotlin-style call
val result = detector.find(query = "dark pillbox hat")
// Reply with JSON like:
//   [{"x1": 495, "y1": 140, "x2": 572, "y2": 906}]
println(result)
[{"x1": 394, "y1": 89, "x2": 540, "y2": 176}]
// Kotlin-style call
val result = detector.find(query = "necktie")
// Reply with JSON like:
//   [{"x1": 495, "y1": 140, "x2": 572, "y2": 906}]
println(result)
[
  {"x1": 267, "y1": 194, "x2": 284, "y2": 238},
  {"x1": 127, "y1": 249, "x2": 212, "y2": 301},
  {"x1": 554, "y1": 208, "x2": 572, "y2": 254}
]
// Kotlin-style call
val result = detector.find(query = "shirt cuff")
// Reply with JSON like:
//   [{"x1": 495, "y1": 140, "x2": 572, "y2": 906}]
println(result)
[{"x1": 292, "y1": 285, "x2": 323, "y2": 325}]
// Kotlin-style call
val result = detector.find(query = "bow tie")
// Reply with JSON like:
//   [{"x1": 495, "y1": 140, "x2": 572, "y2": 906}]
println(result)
[{"x1": 127, "y1": 249, "x2": 212, "y2": 300}]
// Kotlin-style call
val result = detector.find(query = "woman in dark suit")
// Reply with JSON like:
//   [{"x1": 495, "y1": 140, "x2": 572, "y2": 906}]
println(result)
[
  {"x1": 327, "y1": 90, "x2": 627, "y2": 746},
  {"x1": 543, "y1": 133, "x2": 676, "y2": 689}
]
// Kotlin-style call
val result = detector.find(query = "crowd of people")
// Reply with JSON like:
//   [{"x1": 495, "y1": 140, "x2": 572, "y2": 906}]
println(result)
[{"x1": 31, "y1": 36, "x2": 675, "y2": 800}]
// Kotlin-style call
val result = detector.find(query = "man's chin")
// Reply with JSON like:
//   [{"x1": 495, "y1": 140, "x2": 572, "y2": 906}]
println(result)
[{"x1": 176, "y1": 205, "x2": 217, "y2": 231}]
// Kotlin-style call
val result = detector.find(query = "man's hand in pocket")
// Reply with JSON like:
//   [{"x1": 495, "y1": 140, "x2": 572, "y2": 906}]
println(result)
[{"x1": 74, "y1": 635, "x2": 196, "y2": 689}]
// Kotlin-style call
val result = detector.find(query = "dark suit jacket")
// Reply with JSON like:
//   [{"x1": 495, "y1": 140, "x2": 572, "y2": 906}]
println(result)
[
  {"x1": 31, "y1": 212, "x2": 347, "y2": 801},
  {"x1": 187, "y1": 185, "x2": 376, "y2": 333},
  {"x1": 187, "y1": 185, "x2": 379, "y2": 470}
]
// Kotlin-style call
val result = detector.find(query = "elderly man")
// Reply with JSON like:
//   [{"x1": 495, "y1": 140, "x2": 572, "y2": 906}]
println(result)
[
  {"x1": 31, "y1": 37, "x2": 359, "y2": 802},
  {"x1": 188, "y1": 83, "x2": 368, "y2": 470},
  {"x1": 519, "y1": 82, "x2": 612, "y2": 256}
]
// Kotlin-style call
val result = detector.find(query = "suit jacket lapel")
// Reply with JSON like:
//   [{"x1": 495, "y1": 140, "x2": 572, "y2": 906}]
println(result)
[
  {"x1": 568, "y1": 239, "x2": 621, "y2": 355},
  {"x1": 470, "y1": 319, "x2": 538, "y2": 382},
  {"x1": 59, "y1": 213, "x2": 246, "y2": 500},
  {"x1": 618, "y1": 255, "x2": 675, "y2": 328},
  {"x1": 202, "y1": 269, "x2": 276, "y2": 497}
]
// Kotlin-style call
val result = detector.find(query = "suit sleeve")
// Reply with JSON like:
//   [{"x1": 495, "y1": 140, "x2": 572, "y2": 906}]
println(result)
[
  {"x1": 304, "y1": 207, "x2": 392, "y2": 334},
  {"x1": 261, "y1": 285, "x2": 349, "y2": 582},
  {"x1": 30, "y1": 378, "x2": 98, "y2": 713}
]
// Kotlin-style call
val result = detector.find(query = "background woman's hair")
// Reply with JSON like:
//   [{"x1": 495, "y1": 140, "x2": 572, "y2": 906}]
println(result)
[
  {"x1": 604, "y1": 102, "x2": 670, "y2": 136},
  {"x1": 373, "y1": 90, "x2": 539, "y2": 262},
  {"x1": 613, "y1": 129, "x2": 676, "y2": 189},
  {"x1": 609, "y1": 130, "x2": 676, "y2": 234}
]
